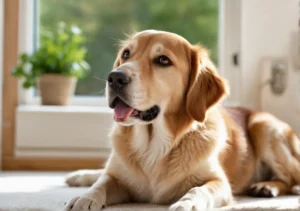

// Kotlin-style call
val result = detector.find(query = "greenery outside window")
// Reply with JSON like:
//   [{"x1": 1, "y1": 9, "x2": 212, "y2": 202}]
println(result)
[{"x1": 38, "y1": 0, "x2": 219, "y2": 96}]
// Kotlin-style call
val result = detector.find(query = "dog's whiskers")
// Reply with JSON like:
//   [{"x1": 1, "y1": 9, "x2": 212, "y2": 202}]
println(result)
[
  {"x1": 92, "y1": 76, "x2": 107, "y2": 82},
  {"x1": 91, "y1": 89, "x2": 105, "y2": 95}
]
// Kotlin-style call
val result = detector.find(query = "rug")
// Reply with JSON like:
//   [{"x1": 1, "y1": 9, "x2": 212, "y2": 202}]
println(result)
[{"x1": 0, "y1": 172, "x2": 299, "y2": 211}]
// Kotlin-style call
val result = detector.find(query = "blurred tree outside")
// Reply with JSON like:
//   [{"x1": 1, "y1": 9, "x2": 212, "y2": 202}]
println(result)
[{"x1": 39, "y1": 0, "x2": 218, "y2": 95}]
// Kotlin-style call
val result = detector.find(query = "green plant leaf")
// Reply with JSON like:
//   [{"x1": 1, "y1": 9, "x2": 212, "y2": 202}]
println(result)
[
  {"x1": 11, "y1": 67, "x2": 23, "y2": 77},
  {"x1": 11, "y1": 22, "x2": 90, "y2": 88},
  {"x1": 23, "y1": 80, "x2": 34, "y2": 89},
  {"x1": 20, "y1": 53, "x2": 29, "y2": 63}
]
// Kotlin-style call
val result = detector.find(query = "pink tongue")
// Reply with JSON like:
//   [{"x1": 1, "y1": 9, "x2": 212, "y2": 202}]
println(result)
[{"x1": 114, "y1": 101, "x2": 134, "y2": 122}]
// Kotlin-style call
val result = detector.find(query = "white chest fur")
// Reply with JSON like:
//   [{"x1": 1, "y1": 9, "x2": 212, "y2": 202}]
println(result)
[{"x1": 131, "y1": 117, "x2": 173, "y2": 169}]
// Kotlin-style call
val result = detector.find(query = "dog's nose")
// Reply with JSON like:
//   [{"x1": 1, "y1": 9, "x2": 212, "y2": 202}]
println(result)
[{"x1": 107, "y1": 70, "x2": 130, "y2": 89}]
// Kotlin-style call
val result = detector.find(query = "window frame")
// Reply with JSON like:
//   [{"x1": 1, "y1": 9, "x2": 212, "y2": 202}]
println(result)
[
  {"x1": 11, "y1": 0, "x2": 243, "y2": 161},
  {"x1": 6, "y1": 0, "x2": 243, "y2": 166},
  {"x1": 0, "y1": 0, "x2": 4, "y2": 168},
  {"x1": 218, "y1": 0, "x2": 241, "y2": 106}
]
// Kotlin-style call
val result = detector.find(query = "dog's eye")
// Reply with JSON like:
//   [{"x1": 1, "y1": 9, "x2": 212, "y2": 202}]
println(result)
[
  {"x1": 122, "y1": 50, "x2": 130, "y2": 59},
  {"x1": 155, "y1": 56, "x2": 172, "y2": 67}
]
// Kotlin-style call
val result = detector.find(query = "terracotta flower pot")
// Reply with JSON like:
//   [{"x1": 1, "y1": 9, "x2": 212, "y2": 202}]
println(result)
[{"x1": 38, "y1": 74, "x2": 77, "y2": 105}]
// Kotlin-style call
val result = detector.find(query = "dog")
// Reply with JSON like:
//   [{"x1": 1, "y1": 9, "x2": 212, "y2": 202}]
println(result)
[{"x1": 64, "y1": 30, "x2": 300, "y2": 211}]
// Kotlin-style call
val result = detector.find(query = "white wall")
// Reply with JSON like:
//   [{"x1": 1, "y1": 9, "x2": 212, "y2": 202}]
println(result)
[
  {"x1": 0, "y1": 0, "x2": 4, "y2": 169},
  {"x1": 240, "y1": 0, "x2": 300, "y2": 133}
]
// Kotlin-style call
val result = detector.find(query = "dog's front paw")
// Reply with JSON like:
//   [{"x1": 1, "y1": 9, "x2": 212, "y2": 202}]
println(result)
[
  {"x1": 169, "y1": 188, "x2": 210, "y2": 211},
  {"x1": 169, "y1": 200, "x2": 199, "y2": 211},
  {"x1": 64, "y1": 191, "x2": 105, "y2": 211},
  {"x1": 65, "y1": 170, "x2": 103, "y2": 187}
]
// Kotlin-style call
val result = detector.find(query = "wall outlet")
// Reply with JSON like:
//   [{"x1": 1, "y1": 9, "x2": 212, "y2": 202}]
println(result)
[{"x1": 270, "y1": 60, "x2": 288, "y2": 96}]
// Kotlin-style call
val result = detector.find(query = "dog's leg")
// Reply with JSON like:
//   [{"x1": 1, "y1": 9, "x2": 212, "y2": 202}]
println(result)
[
  {"x1": 65, "y1": 169, "x2": 104, "y2": 187},
  {"x1": 291, "y1": 185, "x2": 300, "y2": 195},
  {"x1": 248, "y1": 180, "x2": 289, "y2": 197},
  {"x1": 249, "y1": 113, "x2": 300, "y2": 192},
  {"x1": 169, "y1": 178, "x2": 232, "y2": 210},
  {"x1": 64, "y1": 173, "x2": 131, "y2": 211}
]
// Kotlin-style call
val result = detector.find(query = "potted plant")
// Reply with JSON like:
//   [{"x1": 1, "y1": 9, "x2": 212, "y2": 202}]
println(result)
[{"x1": 12, "y1": 22, "x2": 90, "y2": 105}]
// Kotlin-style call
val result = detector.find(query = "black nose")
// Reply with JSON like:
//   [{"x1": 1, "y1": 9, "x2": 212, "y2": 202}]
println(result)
[{"x1": 107, "y1": 70, "x2": 130, "y2": 89}]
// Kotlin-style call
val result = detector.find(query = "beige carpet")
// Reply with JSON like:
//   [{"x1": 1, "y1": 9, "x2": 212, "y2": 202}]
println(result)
[{"x1": 0, "y1": 172, "x2": 299, "y2": 211}]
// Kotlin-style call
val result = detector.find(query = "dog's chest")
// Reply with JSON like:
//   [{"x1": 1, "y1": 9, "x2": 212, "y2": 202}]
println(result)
[
  {"x1": 126, "y1": 124, "x2": 177, "y2": 202},
  {"x1": 131, "y1": 124, "x2": 173, "y2": 168}
]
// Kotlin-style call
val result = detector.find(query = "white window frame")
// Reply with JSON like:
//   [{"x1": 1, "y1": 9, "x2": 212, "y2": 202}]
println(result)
[
  {"x1": 15, "y1": 0, "x2": 241, "y2": 158},
  {"x1": 218, "y1": 0, "x2": 241, "y2": 107}
]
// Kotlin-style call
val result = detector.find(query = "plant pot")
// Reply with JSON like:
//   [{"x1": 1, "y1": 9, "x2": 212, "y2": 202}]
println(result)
[{"x1": 38, "y1": 74, "x2": 77, "y2": 105}]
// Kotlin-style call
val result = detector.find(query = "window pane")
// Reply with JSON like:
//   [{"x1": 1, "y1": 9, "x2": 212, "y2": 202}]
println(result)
[{"x1": 39, "y1": 0, "x2": 218, "y2": 95}]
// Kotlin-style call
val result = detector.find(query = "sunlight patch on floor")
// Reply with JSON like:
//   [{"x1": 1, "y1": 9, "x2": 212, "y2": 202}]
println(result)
[{"x1": 0, "y1": 172, "x2": 66, "y2": 193}]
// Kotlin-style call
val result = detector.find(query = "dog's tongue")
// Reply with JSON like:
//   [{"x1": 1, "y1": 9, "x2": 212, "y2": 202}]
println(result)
[{"x1": 114, "y1": 101, "x2": 134, "y2": 122}]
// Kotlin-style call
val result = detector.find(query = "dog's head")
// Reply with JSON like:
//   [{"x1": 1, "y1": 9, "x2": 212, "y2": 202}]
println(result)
[{"x1": 107, "y1": 30, "x2": 228, "y2": 126}]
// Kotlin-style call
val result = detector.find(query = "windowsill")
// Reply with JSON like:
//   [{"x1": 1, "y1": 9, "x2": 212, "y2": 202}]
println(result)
[
  {"x1": 17, "y1": 104, "x2": 113, "y2": 114},
  {"x1": 15, "y1": 105, "x2": 114, "y2": 158},
  {"x1": 21, "y1": 95, "x2": 109, "y2": 107}
]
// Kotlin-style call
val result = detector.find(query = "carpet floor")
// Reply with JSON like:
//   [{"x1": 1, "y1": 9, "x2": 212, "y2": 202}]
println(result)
[{"x1": 0, "y1": 172, "x2": 299, "y2": 211}]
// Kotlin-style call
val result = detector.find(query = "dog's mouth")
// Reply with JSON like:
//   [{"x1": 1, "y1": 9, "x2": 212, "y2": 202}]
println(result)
[{"x1": 110, "y1": 97, "x2": 160, "y2": 122}]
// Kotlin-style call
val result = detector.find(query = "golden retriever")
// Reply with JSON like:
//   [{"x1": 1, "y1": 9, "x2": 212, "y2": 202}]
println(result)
[{"x1": 64, "y1": 30, "x2": 300, "y2": 211}]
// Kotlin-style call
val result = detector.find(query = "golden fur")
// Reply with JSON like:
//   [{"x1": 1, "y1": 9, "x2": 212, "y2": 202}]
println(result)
[{"x1": 64, "y1": 30, "x2": 300, "y2": 211}]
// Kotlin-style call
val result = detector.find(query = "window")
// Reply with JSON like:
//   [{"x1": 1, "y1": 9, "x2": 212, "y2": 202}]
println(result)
[
  {"x1": 15, "y1": 0, "x2": 240, "y2": 159},
  {"x1": 37, "y1": 0, "x2": 219, "y2": 96}
]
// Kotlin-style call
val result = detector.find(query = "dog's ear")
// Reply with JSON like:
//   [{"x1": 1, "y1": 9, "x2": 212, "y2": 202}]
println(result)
[{"x1": 186, "y1": 45, "x2": 229, "y2": 122}]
